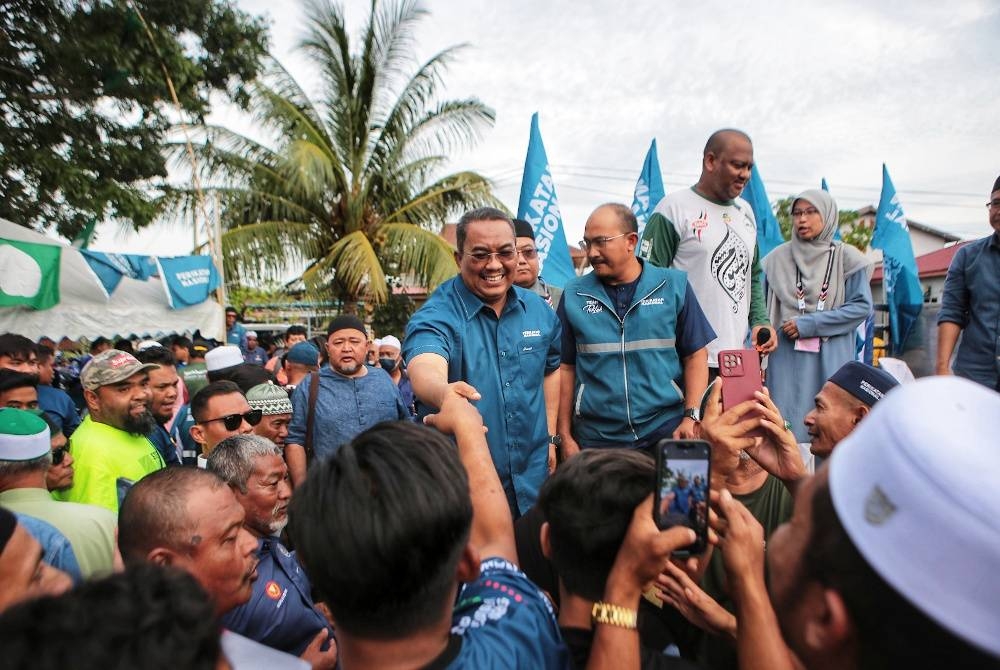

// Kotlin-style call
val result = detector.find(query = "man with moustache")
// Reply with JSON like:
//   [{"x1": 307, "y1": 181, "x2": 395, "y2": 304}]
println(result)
[
  {"x1": 557, "y1": 203, "x2": 714, "y2": 457},
  {"x1": 936, "y1": 175, "x2": 1000, "y2": 391},
  {"x1": 405, "y1": 207, "x2": 561, "y2": 518},
  {"x1": 135, "y1": 346, "x2": 184, "y2": 466},
  {"x1": 207, "y1": 434, "x2": 335, "y2": 660},
  {"x1": 285, "y1": 315, "x2": 408, "y2": 487},
  {"x1": 641, "y1": 129, "x2": 777, "y2": 376},
  {"x1": 55, "y1": 350, "x2": 165, "y2": 512}
]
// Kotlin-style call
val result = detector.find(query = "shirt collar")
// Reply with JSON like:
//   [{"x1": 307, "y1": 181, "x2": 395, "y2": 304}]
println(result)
[{"x1": 454, "y1": 277, "x2": 522, "y2": 321}]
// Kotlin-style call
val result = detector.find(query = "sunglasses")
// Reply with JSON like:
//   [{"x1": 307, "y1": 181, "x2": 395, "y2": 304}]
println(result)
[
  {"x1": 200, "y1": 410, "x2": 263, "y2": 431},
  {"x1": 52, "y1": 446, "x2": 68, "y2": 465}
]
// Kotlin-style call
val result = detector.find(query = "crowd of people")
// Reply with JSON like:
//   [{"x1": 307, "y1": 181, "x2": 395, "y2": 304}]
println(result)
[{"x1": 0, "y1": 130, "x2": 998, "y2": 669}]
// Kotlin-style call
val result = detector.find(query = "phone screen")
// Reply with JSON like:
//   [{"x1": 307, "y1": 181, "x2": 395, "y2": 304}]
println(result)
[{"x1": 654, "y1": 439, "x2": 711, "y2": 555}]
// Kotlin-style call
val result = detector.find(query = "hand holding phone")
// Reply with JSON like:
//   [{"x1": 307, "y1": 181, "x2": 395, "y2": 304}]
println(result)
[
  {"x1": 654, "y1": 440, "x2": 711, "y2": 556},
  {"x1": 718, "y1": 349, "x2": 764, "y2": 438}
]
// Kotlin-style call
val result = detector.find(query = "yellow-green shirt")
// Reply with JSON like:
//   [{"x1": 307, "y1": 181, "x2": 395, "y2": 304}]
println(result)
[{"x1": 55, "y1": 415, "x2": 165, "y2": 513}]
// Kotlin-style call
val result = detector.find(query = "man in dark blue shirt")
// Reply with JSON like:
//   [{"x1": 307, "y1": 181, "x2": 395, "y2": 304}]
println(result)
[
  {"x1": 404, "y1": 207, "x2": 561, "y2": 518},
  {"x1": 937, "y1": 175, "x2": 1000, "y2": 391},
  {"x1": 207, "y1": 434, "x2": 335, "y2": 663}
]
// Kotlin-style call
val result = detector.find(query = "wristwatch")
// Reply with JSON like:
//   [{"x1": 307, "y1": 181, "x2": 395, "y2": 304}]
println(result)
[
  {"x1": 548, "y1": 434, "x2": 563, "y2": 446},
  {"x1": 683, "y1": 407, "x2": 701, "y2": 422}
]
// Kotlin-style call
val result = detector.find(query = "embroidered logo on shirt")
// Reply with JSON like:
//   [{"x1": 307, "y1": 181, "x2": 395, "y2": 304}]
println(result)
[
  {"x1": 265, "y1": 581, "x2": 283, "y2": 600},
  {"x1": 640, "y1": 297, "x2": 664, "y2": 306},
  {"x1": 522, "y1": 329, "x2": 541, "y2": 338},
  {"x1": 583, "y1": 299, "x2": 603, "y2": 314},
  {"x1": 692, "y1": 211, "x2": 709, "y2": 242},
  {"x1": 451, "y1": 597, "x2": 511, "y2": 635}
]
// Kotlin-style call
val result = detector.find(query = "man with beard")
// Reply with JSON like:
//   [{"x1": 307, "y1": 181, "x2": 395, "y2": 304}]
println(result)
[
  {"x1": 55, "y1": 350, "x2": 165, "y2": 512},
  {"x1": 285, "y1": 316, "x2": 409, "y2": 487},
  {"x1": 136, "y1": 346, "x2": 184, "y2": 466},
  {"x1": 207, "y1": 434, "x2": 335, "y2": 660}
]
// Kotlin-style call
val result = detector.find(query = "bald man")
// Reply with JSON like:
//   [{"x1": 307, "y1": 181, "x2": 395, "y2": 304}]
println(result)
[{"x1": 640, "y1": 129, "x2": 777, "y2": 378}]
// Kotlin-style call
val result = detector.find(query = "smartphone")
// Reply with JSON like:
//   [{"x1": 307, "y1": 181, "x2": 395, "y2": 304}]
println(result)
[
  {"x1": 718, "y1": 349, "x2": 763, "y2": 410},
  {"x1": 654, "y1": 439, "x2": 711, "y2": 556}
]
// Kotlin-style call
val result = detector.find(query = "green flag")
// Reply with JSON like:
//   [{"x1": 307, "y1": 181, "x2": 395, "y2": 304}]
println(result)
[{"x1": 0, "y1": 238, "x2": 61, "y2": 310}]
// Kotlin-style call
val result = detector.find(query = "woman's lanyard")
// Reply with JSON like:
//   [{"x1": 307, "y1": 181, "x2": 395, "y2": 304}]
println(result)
[{"x1": 795, "y1": 244, "x2": 836, "y2": 312}]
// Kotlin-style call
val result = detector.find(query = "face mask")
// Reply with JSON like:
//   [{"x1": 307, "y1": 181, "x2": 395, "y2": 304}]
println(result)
[{"x1": 379, "y1": 357, "x2": 398, "y2": 372}]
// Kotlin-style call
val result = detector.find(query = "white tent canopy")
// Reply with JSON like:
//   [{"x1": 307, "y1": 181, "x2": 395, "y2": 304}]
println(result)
[{"x1": 0, "y1": 219, "x2": 223, "y2": 341}]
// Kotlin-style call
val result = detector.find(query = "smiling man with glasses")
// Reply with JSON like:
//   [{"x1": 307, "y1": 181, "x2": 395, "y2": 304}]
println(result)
[
  {"x1": 936, "y1": 174, "x2": 1000, "y2": 391},
  {"x1": 405, "y1": 207, "x2": 561, "y2": 519}
]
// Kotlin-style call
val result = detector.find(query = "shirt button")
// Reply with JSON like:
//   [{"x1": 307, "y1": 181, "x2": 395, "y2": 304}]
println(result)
[
  {"x1": 500, "y1": 351, "x2": 507, "y2": 357},
  {"x1": 504, "y1": 381, "x2": 511, "y2": 387}
]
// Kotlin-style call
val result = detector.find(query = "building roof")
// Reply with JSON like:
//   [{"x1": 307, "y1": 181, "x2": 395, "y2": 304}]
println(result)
[
  {"x1": 856, "y1": 206, "x2": 962, "y2": 243},
  {"x1": 871, "y1": 241, "x2": 969, "y2": 281}
]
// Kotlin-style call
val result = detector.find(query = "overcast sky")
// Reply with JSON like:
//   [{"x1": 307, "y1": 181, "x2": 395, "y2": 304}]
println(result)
[{"x1": 95, "y1": 0, "x2": 1000, "y2": 256}]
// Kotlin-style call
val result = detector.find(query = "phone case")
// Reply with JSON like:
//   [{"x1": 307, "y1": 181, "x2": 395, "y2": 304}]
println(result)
[{"x1": 718, "y1": 349, "x2": 763, "y2": 410}]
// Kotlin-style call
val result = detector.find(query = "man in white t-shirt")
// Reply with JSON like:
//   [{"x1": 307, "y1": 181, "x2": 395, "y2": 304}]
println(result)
[{"x1": 640, "y1": 129, "x2": 777, "y2": 374}]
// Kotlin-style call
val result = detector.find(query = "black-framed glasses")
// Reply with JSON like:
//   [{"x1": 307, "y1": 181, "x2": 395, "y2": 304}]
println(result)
[
  {"x1": 463, "y1": 248, "x2": 518, "y2": 264},
  {"x1": 52, "y1": 446, "x2": 68, "y2": 465},
  {"x1": 987, "y1": 200, "x2": 1000, "y2": 210},
  {"x1": 200, "y1": 410, "x2": 263, "y2": 430},
  {"x1": 579, "y1": 233, "x2": 627, "y2": 251},
  {"x1": 517, "y1": 247, "x2": 538, "y2": 260},
  {"x1": 791, "y1": 207, "x2": 820, "y2": 218}
]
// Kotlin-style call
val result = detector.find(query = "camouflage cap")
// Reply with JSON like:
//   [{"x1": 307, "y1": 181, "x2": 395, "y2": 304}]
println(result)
[{"x1": 81, "y1": 349, "x2": 158, "y2": 391}]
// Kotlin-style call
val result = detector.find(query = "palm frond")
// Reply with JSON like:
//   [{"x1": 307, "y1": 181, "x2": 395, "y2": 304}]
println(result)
[
  {"x1": 302, "y1": 229, "x2": 387, "y2": 302},
  {"x1": 379, "y1": 221, "x2": 458, "y2": 293}
]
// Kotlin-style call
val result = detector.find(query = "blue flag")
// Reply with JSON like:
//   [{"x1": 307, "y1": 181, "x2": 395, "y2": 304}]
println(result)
[
  {"x1": 517, "y1": 113, "x2": 575, "y2": 288},
  {"x1": 821, "y1": 177, "x2": 830, "y2": 192},
  {"x1": 871, "y1": 164, "x2": 922, "y2": 354},
  {"x1": 820, "y1": 178, "x2": 842, "y2": 240},
  {"x1": 739, "y1": 165, "x2": 784, "y2": 259},
  {"x1": 156, "y1": 256, "x2": 221, "y2": 309},
  {"x1": 631, "y1": 139, "x2": 666, "y2": 244},
  {"x1": 80, "y1": 250, "x2": 158, "y2": 296}
]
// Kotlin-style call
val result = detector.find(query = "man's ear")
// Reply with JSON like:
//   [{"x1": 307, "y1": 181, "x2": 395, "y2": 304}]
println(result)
[
  {"x1": 540, "y1": 521, "x2": 552, "y2": 560},
  {"x1": 189, "y1": 422, "x2": 205, "y2": 447},
  {"x1": 83, "y1": 388, "x2": 100, "y2": 415},
  {"x1": 455, "y1": 543, "x2": 481, "y2": 584},
  {"x1": 853, "y1": 404, "x2": 870, "y2": 426},
  {"x1": 454, "y1": 250, "x2": 462, "y2": 266},
  {"x1": 146, "y1": 547, "x2": 179, "y2": 567},
  {"x1": 801, "y1": 585, "x2": 855, "y2": 655}
]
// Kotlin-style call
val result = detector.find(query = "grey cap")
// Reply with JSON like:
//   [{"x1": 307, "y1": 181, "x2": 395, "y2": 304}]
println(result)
[{"x1": 81, "y1": 349, "x2": 158, "y2": 391}]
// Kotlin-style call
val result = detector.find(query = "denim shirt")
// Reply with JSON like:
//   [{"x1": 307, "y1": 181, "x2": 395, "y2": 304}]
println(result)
[
  {"x1": 404, "y1": 277, "x2": 561, "y2": 517},
  {"x1": 938, "y1": 233, "x2": 1000, "y2": 390},
  {"x1": 16, "y1": 513, "x2": 83, "y2": 585},
  {"x1": 287, "y1": 365, "x2": 409, "y2": 460}
]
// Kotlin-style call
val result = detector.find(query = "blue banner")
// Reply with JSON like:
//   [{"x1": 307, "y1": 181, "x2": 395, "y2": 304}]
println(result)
[
  {"x1": 739, "y1": 164, "x2": 784, "y2": 259},
  {"x1": 516, "y1": 113, "x2": 575, "y2": 288},
  {"x1": 156, "y1": 255, "x2": 221, "y2": 309},
  {"x1": 631, "y1": 139, "x2": 666, "y2": 244},
  {"x1": 820, "y1": 177, "x2": 842, "y2": 240},
  {"x1": 821, "y1": 177, "x2": 830, "y2": 192},
  {"x1": 871, "y1": 164, "x2": 922, "y2": 354},
  {"x1": 80, "y1": 250, "x2": 158, "y2": 296}
]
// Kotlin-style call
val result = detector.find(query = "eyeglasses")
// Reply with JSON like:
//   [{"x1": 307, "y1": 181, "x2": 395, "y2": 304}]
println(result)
[
  {"x1": 517, "y1": 247, "x2": 538, "y2": 260},
  {"x1": 199, "y1": 410, "x2": 263, "y2": 430},
  {"x1": 52, "y1": 446, "x2": 68, "y2": 465},
  {"x1": 791, "y1": 207, "x2": 820, "y2": 218},
  {"x1": 462, "y1": 249, "x2": 518, "y2": 264},
  {"x1": 579, "y1": 233, "x2": 627, "y2": 251},
  {"x1": 987, "y1": 200, "x2": 1000, "y2": 210}
]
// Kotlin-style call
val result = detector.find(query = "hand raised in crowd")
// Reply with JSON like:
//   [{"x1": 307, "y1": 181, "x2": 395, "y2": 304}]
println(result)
[
  {"x1": 699, "y1": 381, "x2": 760, "y2": 483},
  {"x1": 710, "y1": 489, "x2": 766, "y2": 590},
  {"x1": 743, "y1": 389, "x2": 808, "y2": 491},
  {"x1": 300, "y1": 628, "x2": 338, "y2": 670},
  {"x1": 657, "y1": 562, "x2": 737, "y2": 641},
  {"x1": 752, "y1": 324, "x2": 779, "y2": 353},
  {"x1": 423, "y1": 392, "x2": 486, "y2": 437}
]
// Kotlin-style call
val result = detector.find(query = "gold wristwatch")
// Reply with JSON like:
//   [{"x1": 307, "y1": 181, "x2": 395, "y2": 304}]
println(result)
[{"x1": 591, "y1": 601, "x2": 638, "y2": 629}]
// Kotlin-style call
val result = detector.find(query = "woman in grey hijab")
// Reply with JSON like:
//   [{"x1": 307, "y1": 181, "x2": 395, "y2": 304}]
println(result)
[{"x1": 761, "y1": 189, "x2": 873, "y2": 444}]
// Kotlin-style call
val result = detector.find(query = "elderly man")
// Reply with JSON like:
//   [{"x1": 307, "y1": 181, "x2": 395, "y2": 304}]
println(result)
[
  {"x1": 0, "y1": 409, "x2": 116, "y2": 578},
  {"x1": 207, "y1": 435, "x2": 334, "y2": 659},
  {"x1": 557, "y1": 203, "x2": 714, "y2": 457},
  {"x1": 285, "y1": 316, "x2": 408, "y2": 487},
  {"x1": 189, "y1": 381, "x2": 260, "y2": 467},
  {"x1": 404, "y1": 207, "x2": 561, "y2": 517},
  {"x1": 376, "y1": 335, "x2": 414, "y2": 417},
  {"x1": 641, "y1": 129, "x2": 777, "y2": 376},
  {"x1": 244, "y1": 332, "x2": 268, "y2": 366},
  {"x1": 55, "y1": 349, "x2": 164, "y2": 512},
  {"x1": 246, "y1": 383, "x2": 293, "y2": 449},
  {"x1": 117, "y1": 467, "x2": 328, "y2": 669},
  {"x1": 936, "y1": 175, "x2": 1000, "y2": 391},
  {"x1": 0, "y1": 507, "x2": 72, "y2": 614},
  {"x1": 513, "y1": 218, "x2": 562, "y2": 308},
  {"x1": 710, "y1": 376, "x2": 1000, "y2": 669}
]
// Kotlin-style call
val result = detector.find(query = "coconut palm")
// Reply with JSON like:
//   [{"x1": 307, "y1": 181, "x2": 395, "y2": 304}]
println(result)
[{"x1": 164, "y1": 0, "x2": 501, "y2": 305}]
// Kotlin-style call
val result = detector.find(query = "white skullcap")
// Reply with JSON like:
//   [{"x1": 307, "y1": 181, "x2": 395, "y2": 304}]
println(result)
[
  {"x1": 380, "y1": 335, "x2": 401, "y2": 351},
  {"x1": 205, "y1": 345, "x2": 244, "y2": 372},
  {"x1": 136, "y1": 340, "x2": 163, "y2": 352},
  {"x1": 829, "y1": 376, "x2": 1000, "y2": 657}
]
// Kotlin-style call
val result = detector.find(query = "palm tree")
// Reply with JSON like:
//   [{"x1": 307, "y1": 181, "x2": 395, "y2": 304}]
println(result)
[{"x1": 165, "y1": 0, "x2": 501, "y2": 306}]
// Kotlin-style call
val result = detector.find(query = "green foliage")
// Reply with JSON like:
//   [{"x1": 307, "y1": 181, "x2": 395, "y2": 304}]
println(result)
[
  {"x1": 226, "y1": 283, "x2": 292, "y2": 315},
  {"x1": 371, "y1": 287, "x2": 417, "y2": 338},
  {"x1": 165, "y1": 0, "x2": 501, "y2": 305},
  {"x1": 0, "y1": 0, "x2": 268, "y2": 239},
  {"x1": 773, "y1": 195, "x2": 869, "y2": 251}
]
